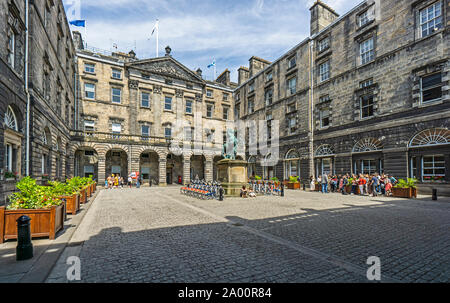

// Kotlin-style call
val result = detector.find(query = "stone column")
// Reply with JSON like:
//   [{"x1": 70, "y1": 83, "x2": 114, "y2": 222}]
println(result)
[
  {"x1": 183, "y1": 156, "x2": 191, "y2": 185},
  {"x1": 153, "y1": 85, "x2": 162, "y2": 137},
  {"x1": 98, "y1": 156, "x2": 106, "y2": 186},
  {"x1": 205, "y1": 156, "x2": 213, "y2": 182},
  {"x1": 159, "y1": 158, "x2": 167, "y2": 186}
]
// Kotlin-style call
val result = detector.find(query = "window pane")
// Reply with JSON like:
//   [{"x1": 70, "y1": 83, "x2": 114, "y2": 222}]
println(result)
[
  {"x1": 422, "y1": 73, "x2": 442, "y2": 88},
  {"x1": 422, "y1": 87, "x2": 442, "y2": 102}
]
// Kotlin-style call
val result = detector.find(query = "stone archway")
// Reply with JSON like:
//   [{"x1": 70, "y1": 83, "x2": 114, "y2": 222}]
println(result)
[
  {"x1": 140, "y1": 150, "x2": 160, "y2": 185},
  {"x1": 190, "y1": 155, "x2": 206, "y2": 181},
  {"x1": 167, "y1": 153, "x2": 183, "y2": 184},
  {"x1": 105, "y1": 149, "x2": 128, "y2": 179},
  {"x1": 74, "y1": 147, "x2": 99, "y2": 180}
]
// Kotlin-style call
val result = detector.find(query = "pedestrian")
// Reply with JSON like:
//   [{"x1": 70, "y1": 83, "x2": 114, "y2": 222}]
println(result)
[
  {"x1": 341, "y1": 174, "x2": 348, "y2": 195},
  {"x1": 136, "y1": 176, "x2": 141, "y2": 188},
  {"x1": 358, "y1": 174, "x2": 366, "y2": 196},
  {"x1": 321, "y1": 173, "x2": 328, "y2": 194},
  {"x1": 128, "y1": 175, "x2": 132, "y2": 188},
  {"x1": 310, "y1": 176, "x2": 316, "y2": 191},
  {"x1": 371, "y1": 173, "x2": 379, "y2": 197}
]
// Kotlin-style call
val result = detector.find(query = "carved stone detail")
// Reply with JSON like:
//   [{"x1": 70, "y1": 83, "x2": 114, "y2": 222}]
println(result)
[
  {"x1": 129, "y1": 80, "x2": 139, "y2": 89},
  {"x1": 153, "y1": 85, "x2": 162, "y2": 94}
]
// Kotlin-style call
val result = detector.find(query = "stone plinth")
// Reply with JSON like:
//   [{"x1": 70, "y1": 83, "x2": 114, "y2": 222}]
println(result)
[{"x1": 217, "y1": 159, "x2": 248, "y2": 197}]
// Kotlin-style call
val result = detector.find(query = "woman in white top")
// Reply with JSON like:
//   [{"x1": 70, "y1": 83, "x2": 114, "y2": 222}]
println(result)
[{"x1": 310, "y1": 176, "x2": 316, "y2": 191}]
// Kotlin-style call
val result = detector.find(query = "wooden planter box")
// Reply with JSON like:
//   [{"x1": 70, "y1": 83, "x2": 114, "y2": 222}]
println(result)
[
  {"x1": 60, "y1": 194, "x2": 80, "y2": 215},
  {"x1": 0, "y1": 204, "x2": 65, "y2": 244},
  {"x1": 79, "y1": 188, "x2": 87, "y2": 204},
  {"x1": 392, "y1": 187, "x2": 417, "y2": 199},
  {"x1": 287, "y1": 182, "x2": 300, "y2": 190},
  {"x1": 345, "y1": 185, "x2": 360, "y2": 195}
]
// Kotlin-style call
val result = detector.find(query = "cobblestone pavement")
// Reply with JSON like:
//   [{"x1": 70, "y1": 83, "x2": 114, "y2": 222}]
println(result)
[{"x1": 47, "y1": 187, "x2": 450, "y2": 283}]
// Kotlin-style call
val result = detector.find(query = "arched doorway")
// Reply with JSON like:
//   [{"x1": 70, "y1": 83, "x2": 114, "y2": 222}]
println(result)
[
  {"x1": 190, "y1": 155, "x2": 205, "y2": 181},
  {"x1": 352, "y1": 138, "x2": 383, "y2": 175},
  {"x1": 408, "y1": 128, "x2": 450, "y2": 182},
  {"x1": 262, "y1": 153, "x2": 275, "y2": 180},
  {"x1": 167, "y1": 153, "x2": 183, "y2": 184},
  {"x1": 284, "y1": 150, "x2": 300, "y2": 180},
  {"x1": 140, "y1": 151, "x2": 159, "y2": 185},
  {"x1": 315, "y1": 145, "x2": 335, "y2": 177},
  {"x1": 105, "y1": 149, "x2": 128, "y2": 179},
  {"x1": 74, "y1": 147, "x2": 99, "y2": 180},
  {"x1": 3, "y1": 105, "x2": 23, "y2": 177}
]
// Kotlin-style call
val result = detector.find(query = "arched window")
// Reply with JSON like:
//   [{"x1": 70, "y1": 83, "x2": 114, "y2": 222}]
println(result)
[
  {"x1": 315, "y1": 145, "x2": 334, "y2": 157},
  {"x1": 352, "y1": 138, "x2": 383, "y2": 153},
  {"x1": 409, "y1": 128, "x2": 450, "y2": 148},
  {"x1": 4, "y1": 106, "x2": 18, "y2": 131},
  {"x1": 285, "y1": 149, "x2": 300, "y2": 159}
]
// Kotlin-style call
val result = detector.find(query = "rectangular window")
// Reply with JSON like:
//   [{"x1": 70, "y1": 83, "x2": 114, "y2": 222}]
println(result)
[
  {"x1": 84, "y1": 83, "x2": 95, "y2": 99},
  {"x1": 112, "y1": 123, "x2": 121, "y2": 139},
  {"x1": 421, "y1": 73, "x2": 442, "y2": 104},
  {"x1": 165, "y1": 79, "x2": 173, "y2": 85},
  {"x1": 141, "y1": 125, "x2": 150, "y2": 138},
  {"x1": 141, "y1": 92, "x2": 150, "y2": 108},
  {"x1": 319, "y1": 61, "x2": 330, "y2": 82},
  {"x1": 318, "y1": 37, "x2": 329, "y2": 52},
  {"x1": 5, "y1": 144, "x2": 12, "y2": 172},
  {"x1": 288, "y1": 56, "x2": 296, "y2": 69},
  {"x1": 266, "y1": 72, "x2": 273, "y2": 82},
  {"x1": 320, "y1": 108, "x2": 330, "y2": 128},
  {"x1": 41, "y1": 154, "x2": 47, "y2": 174},
  {"x1": 248, "y1": 83, "x2": 255, "y2": 93},
  {"x1": 288, "y1": 77, "x2": 297, "y2": 95},
  {"x1": 85, "y1": 63, "x2": 95, "y2": 73},
  {"x1": 112, "y1": 69, "x2": 122, "y2": 79},
  {"x1": 112, "y1": 123, "x2": 121, "y2": 133},
  {"x1": 206, "y1": 89, "x2": 213, "y2": 97},
  {"x1": 360, "y1": 95, "x2": 374, "y2": 119},
  {"x1": 248, "y1": 99, "x2": 254, "y2": 114},
  {"x1": 422, "y1": 155, "x2": 445, "y2": 181},
  {"x1": 223, "y1": 93, "x2": 229, "y2": 101},
  {"x1": 360, "y1": 78, "x2": 374, "y2": 88},
  {"x1": 288, "y1": 118, "x2": 296, "y2": 134},
  {"x1": 223, "y1": 107, "x2": 229, "y2": 120},
  {"x1": 7, "y1": 32, "x2": 15, "y2": 68},
  {"x1": 287, "y1": 103, "x2": 296, "y2": 113},
  {"x1": 265, "y1": 89, "x2": 273, "y2": 106},
  {"x1": 112, "y1": 88, "x2": 122, "y2": 104},
  {"x1": 165, "y1": 127, "x2": 172, "y2": 139},
  {"x1": 266, "y1": 113, "x2": 273, "y2": 121},
  {"x1": 358, "y1": 10, "x2": 370, "y2": 27},
  {"x1": 185, "y1": 100, "x2": 193, "y2": 114},
  {"x1": 420, "y1": 1, "x2": 443, "y2": 38},
  {"x1": 362, "y1": 160, "x2": 377, "y2": 174},
  {"x1": 360, "y1": 38, "x2": 374, "y2": 65},
  {"x1": 206, "y1": 104, "x2": 213, "y2": 118},
  {"x1": 84, "y1": 120, "x2": 95, "y2": 132},
  {"x1": 165, "y1": 96, "x2": 172, "y2": 110}
]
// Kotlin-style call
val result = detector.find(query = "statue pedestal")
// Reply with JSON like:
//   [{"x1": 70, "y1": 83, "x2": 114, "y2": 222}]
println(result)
[{"x1": 217, "y1": 159, "x2": 248, "y2": 197}]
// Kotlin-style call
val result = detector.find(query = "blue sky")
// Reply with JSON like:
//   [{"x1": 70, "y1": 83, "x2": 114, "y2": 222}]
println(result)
[{"x1": 64, "y1": 0, "x2": 363, "y2": 83}]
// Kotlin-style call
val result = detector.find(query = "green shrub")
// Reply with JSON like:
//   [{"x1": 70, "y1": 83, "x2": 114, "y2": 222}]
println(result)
[
  {"x1": 7, "y1": 177, "x2": 63, "y2": 210},
  {"x1": 394, "y1": 178, "x2": 418, "y2": 189},
  {"x1": 271, "y1": 177, "x2": 279, "y2": 182},
  {"x1": 289, "y1": 176, "x2": 299, "y2": 183},
  {"x1": 254, "y1": 175, "x2": 262, "y2": 180}
]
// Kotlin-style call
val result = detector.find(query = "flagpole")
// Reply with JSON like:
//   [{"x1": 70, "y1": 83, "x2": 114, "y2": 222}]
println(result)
[
  {"x1": 214, "y1": 58, "x2": 216, "y2": 80},
  {"x1": 156, "y1": 20, "x2": 159, "y2": 57}
]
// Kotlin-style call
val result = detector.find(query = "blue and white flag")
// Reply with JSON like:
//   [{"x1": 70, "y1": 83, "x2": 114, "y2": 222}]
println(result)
[
  {"x1": 207, "y1": 59, "x2": 216, "y2": 68},
  {"x1": 69, "y1": 20, "x2": 86, "y2": 27}
]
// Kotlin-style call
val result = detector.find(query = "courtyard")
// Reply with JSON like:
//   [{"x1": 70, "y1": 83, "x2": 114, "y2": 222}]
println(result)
[{"x1": 44, "y1": 187, "x2": 450, "y2": 283}]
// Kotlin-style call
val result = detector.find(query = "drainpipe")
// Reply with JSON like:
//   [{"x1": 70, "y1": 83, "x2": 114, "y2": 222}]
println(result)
[
  {"x1": 309, "y1": 40, "x2": 315, "y2": 179},
  {"x1": 25, "y1": 0, "x2": 30, "y2": 176}
]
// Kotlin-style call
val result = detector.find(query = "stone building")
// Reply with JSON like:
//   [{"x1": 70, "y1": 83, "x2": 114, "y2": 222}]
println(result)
[
  {"x1": 235, "y1": 0, "x2": 450, "y2": 194},
  {"x1": 0, "y1": 0, "x2": 76, "y2": 204},
  {"x1": 72, "y1": 33, "x2": 236, "y2": 186}
]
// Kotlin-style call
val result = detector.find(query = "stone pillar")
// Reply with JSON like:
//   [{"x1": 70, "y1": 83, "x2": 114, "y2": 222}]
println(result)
[
  {"x1": 183, "y1": 156, "x2": 191, "y2": 185},
  {"x1": 98, "y1": 157, "x2": 106, "y2": 186},
  {"x1": 128, "y1": 80, "x2": 139, "y2": 135},
  {"x1": 153, "y1": 85, "x2": 162, "y2": 137},
  {"x1": 67, "y1": 155, "x2": 75, "y2": 178},
  {"x1": 159, "y1": 158, "x2": 167, "y2": 186},
  {"x1": 205, "y1": 156, "x2": 213, "y2": 182}
]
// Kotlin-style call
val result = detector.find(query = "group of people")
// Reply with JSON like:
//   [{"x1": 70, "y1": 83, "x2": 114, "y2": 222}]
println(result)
[
  {"x1": 105, "y1": 174, "x2": 141, "y2": 189},
  {"x1": 310, "y1": 173, "x2": 397, "y2": 197}
]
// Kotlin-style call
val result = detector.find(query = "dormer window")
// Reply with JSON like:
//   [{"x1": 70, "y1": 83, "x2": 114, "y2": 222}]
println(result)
[
  {"x1": 318, "y1": 37, "x2": 330, "y2": 52},
  {"x1": 358, "y1": 10, "x2": 370, "y2": 27},
  {"x1": 206, "y1": 89, "x2": 213, "y2": 98},
  {"x1": 288, "y1": 56, "x2": 296, "y2": 69},
  {"x1": 266, "y1": 71, "x2": 273, "y2": 82}
]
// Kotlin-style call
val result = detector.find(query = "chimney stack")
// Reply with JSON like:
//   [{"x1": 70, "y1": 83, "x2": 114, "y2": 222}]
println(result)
[
  {"x1": 310, "y1": 0, "x2": 339, "y2": 36},
  {"x1": 72, "y1": 31, "x2": 84, "y2": 50}
]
